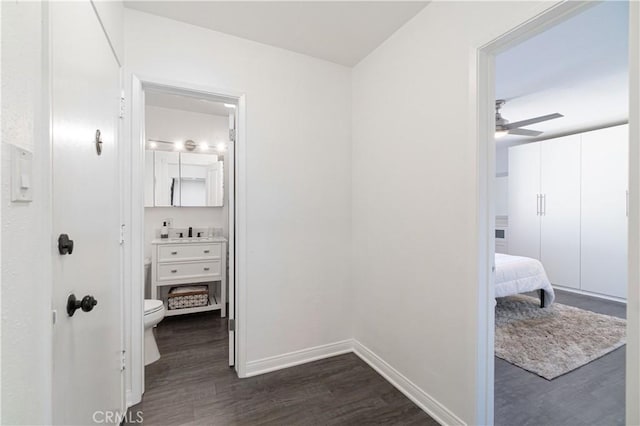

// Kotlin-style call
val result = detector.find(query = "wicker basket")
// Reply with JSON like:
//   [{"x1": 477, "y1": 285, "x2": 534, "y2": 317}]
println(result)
[{"x1": 167, "y1": 285, "x2": 209, "y2": 310}]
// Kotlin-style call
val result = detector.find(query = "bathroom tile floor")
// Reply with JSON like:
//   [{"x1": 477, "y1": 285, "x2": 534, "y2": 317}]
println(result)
[{"x1": 129, "y1": 310, "x2": 437, "y2": 425}]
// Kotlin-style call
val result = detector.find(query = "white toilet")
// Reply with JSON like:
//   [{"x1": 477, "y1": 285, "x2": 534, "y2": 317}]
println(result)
[
  {"x1": 144, "y1": 258, "x2": 165, "y2": 365},
  {"x1": 144, "y1": 299, "x2": 165, "y2": 365}
]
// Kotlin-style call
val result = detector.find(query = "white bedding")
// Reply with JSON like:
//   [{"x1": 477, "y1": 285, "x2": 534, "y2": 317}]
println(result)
[{"x1": 495, "y1": 253, "x2": 555, "y2": 307}]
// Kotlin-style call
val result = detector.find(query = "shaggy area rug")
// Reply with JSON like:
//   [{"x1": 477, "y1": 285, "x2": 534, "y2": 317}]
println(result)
[{"x1": 495, "y1": 295, "x2": 626, "y2": 380}]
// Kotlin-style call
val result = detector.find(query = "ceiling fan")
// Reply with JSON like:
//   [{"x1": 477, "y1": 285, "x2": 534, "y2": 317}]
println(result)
[{"x1": 495, "y1": 99, "x2": 563, "y2": 138}]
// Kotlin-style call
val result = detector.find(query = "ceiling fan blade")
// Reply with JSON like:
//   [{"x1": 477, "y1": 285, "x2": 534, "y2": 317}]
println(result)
[
  {"x1": 508, "y1": 128, "x2": 543, "y2": 137},
  {"x1": 505, "y1": 113, "x2": 563, "y2": 130}
]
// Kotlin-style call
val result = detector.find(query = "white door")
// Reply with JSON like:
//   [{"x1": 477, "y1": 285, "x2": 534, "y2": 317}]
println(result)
[
  {"x1": 51, "y1": 2, "x2": 123, "y2": 424},
  {"x1": 540, "y1": 135, "x2": 581, "y2": 289},
  {"x1": 581, "y1": 125, "x2": 628, "y2": 298},
  {"x1": 508, "y1": 142, "x2": 541, "y2": 259},
  {"x1": 228, "y1": 111, "x2": 236, "y2": 367}
]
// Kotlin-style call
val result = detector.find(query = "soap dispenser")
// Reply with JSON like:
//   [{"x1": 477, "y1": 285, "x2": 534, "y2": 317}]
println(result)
[{"x1": 160, "y1": 221, "x2": 169, "y2": 239}]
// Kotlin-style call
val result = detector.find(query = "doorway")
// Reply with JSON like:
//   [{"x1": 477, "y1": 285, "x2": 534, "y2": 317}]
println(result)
[
  {"x1": 476, "y1": 1, "x2": 640, "y2": 425},
  {"x1": 123, "y1": 76, "x2": 247, "y2": 407}
]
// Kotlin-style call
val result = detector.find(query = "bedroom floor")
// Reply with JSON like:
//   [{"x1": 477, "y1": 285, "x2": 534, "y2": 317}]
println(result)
[
  {"x1": 129, "y1": 310, "x2": 437, "y2": 425},
  {"x1": 495, "y1": 289, "x2": 626, "y2": 426}
]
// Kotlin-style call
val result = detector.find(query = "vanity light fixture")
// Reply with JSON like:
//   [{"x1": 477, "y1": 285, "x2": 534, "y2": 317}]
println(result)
[
  {"x1": 223, "y1": 103, "x2": 236, "y2": 109},
  {"x1": 216, "y1": 142, "x2": 227, "y2": 152},
  {"x1": 174, "y1": 141, "x2": 184, "y2": 150},
  {"x1": 199, "y1": 142, "x2": 209, "y2": 151},
  {"x1": 149, "y1": 141, "x2": 158, "y2": 149}
]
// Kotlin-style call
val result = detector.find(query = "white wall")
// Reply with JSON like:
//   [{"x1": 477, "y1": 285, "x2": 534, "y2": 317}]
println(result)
[
  {"x1": 144, "y1": 106, "x2": 229, "y2": 258},
  {"x1": 1, "y1": 1, "x2": 52, "y2": 424},
  {"x1": 146, "y1": 105, "x2": 230, "y2": 149},
  {"x1": 351, "y1": 2, "x2": 557, "y2": 424},
  {"x1": 125, "y1": 9, "x2": 353, "y2": 362}
]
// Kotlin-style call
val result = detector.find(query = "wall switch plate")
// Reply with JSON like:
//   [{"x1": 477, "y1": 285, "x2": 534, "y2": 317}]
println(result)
[{"x1": 11, "y1": 145, "x2": 33, "y2": 202}]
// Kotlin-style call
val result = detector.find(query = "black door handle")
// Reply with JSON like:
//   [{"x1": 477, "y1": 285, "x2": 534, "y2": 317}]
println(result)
[
  {"x1": 67, "y1": 294, "x2": 97, "y2": 317},
  {"x1": 58, "y1": 234, "x2": 74, "y2": 255}
]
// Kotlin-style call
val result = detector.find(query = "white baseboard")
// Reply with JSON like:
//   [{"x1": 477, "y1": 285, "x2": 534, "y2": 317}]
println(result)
[
  {"x1": 553, "y1": 285, "x2": 627, "y2": 304},
  {"x1": 352, "y1": 340, "x2": 466, "y2": 426},
  {"x1": 244, "y1": 339, "x2": 353, "y2": 377},
  {"x1": 244, "y1": 338, "x2": 464, "y2": 425}
]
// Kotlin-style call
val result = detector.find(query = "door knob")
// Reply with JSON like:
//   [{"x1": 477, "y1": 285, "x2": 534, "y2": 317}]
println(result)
[
  {"x1": 67, "y1": 294, "x2": 98, "y2": 317},
  {"x1": 58, "y1": 234, "x2": 74, "y2": 255},
  {"x1": 95, "y1": 129, "x2": 103, "y2": 156}
]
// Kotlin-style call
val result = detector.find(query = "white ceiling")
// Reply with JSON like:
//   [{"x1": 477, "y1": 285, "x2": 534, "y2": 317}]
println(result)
[
  {"x1": 496, "y1": 1, "x2": 629, "y2": 146},
  {"x1": 124, "y1": 1, "x2": 429, "y2": 66},
  {"x1": 146, "y1": 91, "x2": 232, "y2": 117}
]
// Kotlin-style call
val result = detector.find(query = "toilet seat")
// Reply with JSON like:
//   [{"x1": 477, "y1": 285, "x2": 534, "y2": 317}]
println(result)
[{"x1": 144, "y1": 299, "x2": 164, "y2": 315}]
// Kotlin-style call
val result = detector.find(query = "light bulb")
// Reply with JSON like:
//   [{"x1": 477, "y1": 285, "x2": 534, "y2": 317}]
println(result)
[
  {"x1": 216, "y1": 142, "x2": 227, "y2": 152},
  {"x1": 495, "y1": 130, "x2": 509, "y2": 139}
]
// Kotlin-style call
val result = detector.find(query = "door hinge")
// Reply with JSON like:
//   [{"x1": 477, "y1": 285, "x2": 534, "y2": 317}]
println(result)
[
  {"x1": 120, "y1": 224, "x2": 125, "y2": 245},
  {"x1": 121, "y1": 350, "x2": 126, "y2": 371},
  {"x1": 119, "y1": 95, "x2": 125, "y2": 119},
  {"x1": 228, "y1": 319, "x2": 235, "y2": 332},
  {"x1": 229, "y1": 128, "x2": 236, "y2": 143}
]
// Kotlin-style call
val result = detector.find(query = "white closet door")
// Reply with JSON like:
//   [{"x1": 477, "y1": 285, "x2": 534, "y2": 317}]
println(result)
[
  {"x1": 581, "y1": 125, "x2": 628, "y2": 298},
  {"x1": 540, "y1": 135, "x2": 581, "y2": 289},
  {"x1": 508, "y1": 142, "x2": 541, "y2": 259}
]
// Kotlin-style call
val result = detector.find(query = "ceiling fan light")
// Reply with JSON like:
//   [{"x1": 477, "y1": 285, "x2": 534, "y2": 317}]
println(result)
[{"x1": 495, "y1": 129, "x2": 509, "y2": 139}]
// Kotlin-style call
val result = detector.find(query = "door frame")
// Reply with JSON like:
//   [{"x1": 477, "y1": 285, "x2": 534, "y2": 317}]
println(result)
[
  {"x1": 474, "y1": 1, "x2": 640, "y2": 424},
  {"x1": 123, "y1": 74, "x2": 247, "y2": 406}
]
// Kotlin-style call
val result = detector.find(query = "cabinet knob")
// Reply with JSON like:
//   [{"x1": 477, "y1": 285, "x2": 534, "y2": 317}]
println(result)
[
  {"x1": 204, "y1": 267, "x2": 210, "y2": 271},
  {"x1": 204, "y1": 250, "x2": 210, "y2": 253},
  {"x1": 171, "y1": 269, "x2": 177, "y2": 273},
  {"x1": 171, "y1": 251, "x2": 178, "y2": 255}
]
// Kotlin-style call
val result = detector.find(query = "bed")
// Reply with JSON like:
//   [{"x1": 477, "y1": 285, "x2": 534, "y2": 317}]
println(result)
[{"x1": 495, "y1": 253, "x2": 555, "y2": 307}]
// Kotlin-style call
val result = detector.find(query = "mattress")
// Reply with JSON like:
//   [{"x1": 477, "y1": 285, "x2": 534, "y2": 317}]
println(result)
[{"x1": 495, "y1": 253, "x2": 555, "y2": 307}]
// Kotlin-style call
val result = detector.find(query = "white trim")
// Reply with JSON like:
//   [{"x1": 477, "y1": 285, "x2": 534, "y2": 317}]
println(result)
[
  {"x1": 627, "y1": 2, "x2": 640, "y2": 424},
  {"x1": 244, "y1": 340, "x2": 353, "y2": 377},
  {"x1": 124, "y1": 74, "x2": 145, "y2": 406},
  {"x1": 553, "y1": 285, "x2": 627, "y2": 304},
  {"x1": 352, "y1": 341, "x2": 465, "y2": 426},
  {"x1": 123, "y1": 74, "x2": 247, "y2": 404}
]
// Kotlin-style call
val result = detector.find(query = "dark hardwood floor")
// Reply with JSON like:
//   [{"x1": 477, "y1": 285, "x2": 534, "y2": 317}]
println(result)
[
  {"x1": 129, "y1": 311, "x2": 437, "y2": 426},
  {"x1": 495, "y1": 289, "x2": 626, "y2": 426}
]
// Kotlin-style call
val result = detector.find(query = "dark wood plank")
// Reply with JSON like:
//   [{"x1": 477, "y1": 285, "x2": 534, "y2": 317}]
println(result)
[
  {"x1": 495, "y1": 289, "x2": 626, "y2": 426},
  {"x1": 128, "y1": 311, "x2": 437, "y2": 425}
]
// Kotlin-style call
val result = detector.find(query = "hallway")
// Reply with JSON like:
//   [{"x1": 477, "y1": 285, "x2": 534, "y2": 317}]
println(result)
[{"x1": 131, "y1": 312, "x2": 437, "y2": 425}]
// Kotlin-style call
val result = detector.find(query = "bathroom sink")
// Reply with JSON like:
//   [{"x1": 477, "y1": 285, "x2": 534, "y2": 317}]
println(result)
[{"x1": 168, "y1": 237, "x2": 214, "y2": 243}]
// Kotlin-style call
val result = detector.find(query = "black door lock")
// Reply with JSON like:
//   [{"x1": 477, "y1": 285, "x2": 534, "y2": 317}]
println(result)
[
  {"x1": 67, "y1": 294, "x2": 97, "y2": 317},
  {"x1": 58, "y1": 234, "x2": 74, "y2": 255}
]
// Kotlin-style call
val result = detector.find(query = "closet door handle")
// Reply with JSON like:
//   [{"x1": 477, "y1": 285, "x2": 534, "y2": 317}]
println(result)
[
  {"x1": 626, "y1": 190, "x2": 629, "y2": 217},
  {"x1": 542, "y1": 194, "x2": 546, "y2": 216},
  {"x1": 536, "y1": 194, "x2": 540, "y2": 216}
]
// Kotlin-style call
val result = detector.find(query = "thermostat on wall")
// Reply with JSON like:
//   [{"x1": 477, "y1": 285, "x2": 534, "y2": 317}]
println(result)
[{"x1": 11, "y1": 145, "x2": 33, "y2": 203}]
